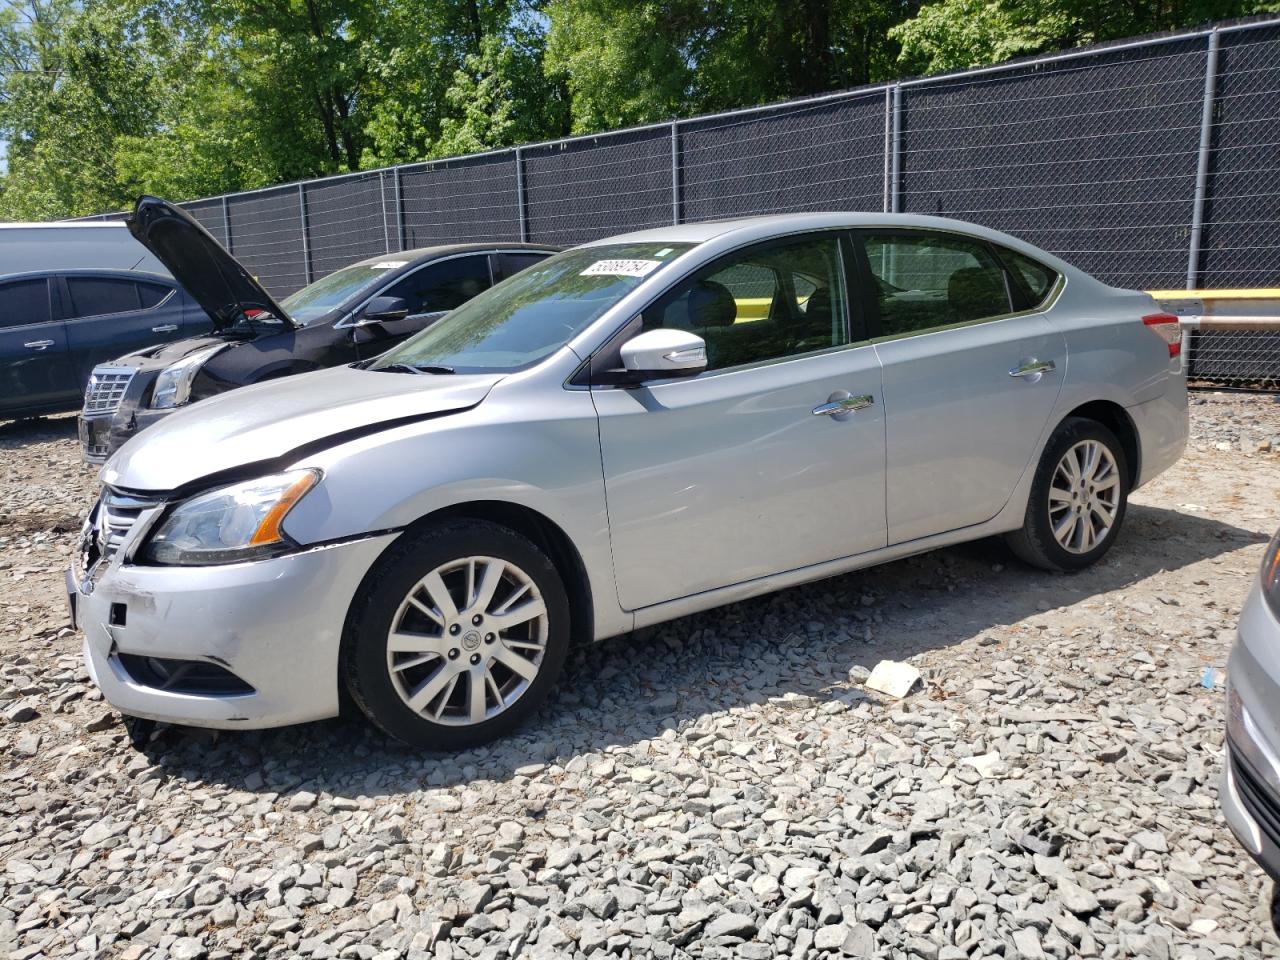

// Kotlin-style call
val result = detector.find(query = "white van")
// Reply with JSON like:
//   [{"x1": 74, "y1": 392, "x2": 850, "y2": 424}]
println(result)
[{"x1": 0, "y1": 222, "x2": 171, "y2": 277}]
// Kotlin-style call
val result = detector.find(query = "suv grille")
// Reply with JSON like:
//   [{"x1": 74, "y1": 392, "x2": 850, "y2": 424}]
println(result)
[{"x1": 83, "y1": 367, "x2": 134, "y2": 416}]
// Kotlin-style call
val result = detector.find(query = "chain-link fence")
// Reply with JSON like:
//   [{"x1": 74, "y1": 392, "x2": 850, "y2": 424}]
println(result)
[{"x1": 84, "y1": 17, "x2": 1280, "y2": 389}]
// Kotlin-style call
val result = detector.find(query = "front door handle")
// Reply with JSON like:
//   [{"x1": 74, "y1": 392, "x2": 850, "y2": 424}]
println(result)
[
  {"x1": 1009, "y1": 358, "x2": 1055, "y2": 379},
  {"x1": 812, "y1": 393, "x2": 874, "y2": 417},
  {"x1": 24, "y1": 340, "x2": 54, "y2": 351},
  {"x1": 151, "y1": 324, "x2": 179, "y2": 334}
]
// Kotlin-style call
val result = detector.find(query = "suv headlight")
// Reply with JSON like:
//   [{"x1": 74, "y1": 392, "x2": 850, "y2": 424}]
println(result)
[
  {"x1": 151, "y1": 344, "x2": 224, "y2": 409},
  {"x1": 1262, "y1": 527, "x2": 1280, "y2": 620},
  {"x1": 140, "y1": 470, "x2": 319, "y2": 565}
]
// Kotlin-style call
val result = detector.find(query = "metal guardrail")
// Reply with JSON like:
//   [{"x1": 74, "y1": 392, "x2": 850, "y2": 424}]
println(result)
[{"x1": 1152, "y1": 289, "x2": 1280, "y2": 389}]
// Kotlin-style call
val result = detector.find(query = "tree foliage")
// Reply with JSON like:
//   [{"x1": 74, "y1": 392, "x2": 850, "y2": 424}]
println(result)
[{"x1": 0, "y1": 0, "x2": 1271, "y2": 219}]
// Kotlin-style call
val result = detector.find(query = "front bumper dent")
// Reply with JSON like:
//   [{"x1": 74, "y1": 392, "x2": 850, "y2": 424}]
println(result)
[{"x1": 73, "y1": 533, "x2": 397, "y2": 729}]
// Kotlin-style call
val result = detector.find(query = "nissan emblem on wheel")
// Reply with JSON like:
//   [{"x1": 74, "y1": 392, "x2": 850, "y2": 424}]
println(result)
[{"x1": 69, "y1": 211, "x2": 1188, "y2": 749}]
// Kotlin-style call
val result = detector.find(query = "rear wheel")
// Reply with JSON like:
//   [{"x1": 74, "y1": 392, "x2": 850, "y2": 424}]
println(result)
[
  {"x1": 1006, "y1": 417, "x2": 1130, "y2": 572},
  {"x1": 342, "y1": 520, "x2": 570, "y2": 748}
]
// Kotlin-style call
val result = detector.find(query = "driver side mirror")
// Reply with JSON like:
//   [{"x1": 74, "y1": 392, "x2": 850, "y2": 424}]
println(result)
[
  {"x1": 355, "y1": 296, "x2": 410, "y2": 326},
  {"x1": 618, "y1": 329, "x2": 707, "y2": 383}
]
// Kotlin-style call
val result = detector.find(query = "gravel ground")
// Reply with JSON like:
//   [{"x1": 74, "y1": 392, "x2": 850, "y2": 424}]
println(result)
[{"x1": 2, "y1": 392, "x2": 1280, "y2": 960}]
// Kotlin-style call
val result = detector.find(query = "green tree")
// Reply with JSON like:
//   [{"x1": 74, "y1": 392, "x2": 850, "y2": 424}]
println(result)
[
  {"x1": 0, "y1": 1, "x2": 163, "y2": 219},
  {"x1": 892, "y1": 0, "x2": 1280, "y2": 75},
  {"x1": 544, "y1": 0, "x2": 914, "y2": 133}
]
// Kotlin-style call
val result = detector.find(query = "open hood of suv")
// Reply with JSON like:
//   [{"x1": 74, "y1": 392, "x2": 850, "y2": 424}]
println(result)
[{"x1": 128, "y1": 195, "x2": 297, "y2": 332}]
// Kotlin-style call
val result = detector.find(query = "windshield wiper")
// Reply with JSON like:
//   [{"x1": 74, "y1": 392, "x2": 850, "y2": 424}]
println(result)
[{"x1": 372, "y1": 362, "x2": 455, "y2": 375}]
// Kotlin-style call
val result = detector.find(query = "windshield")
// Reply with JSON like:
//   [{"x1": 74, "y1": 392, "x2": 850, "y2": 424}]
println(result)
[
  {"x1": 370, "y1": 243, "x2": 693, "y2": 374},
  {"x1": 282, "y1": 260, "x2": 407, "y2": 325}
]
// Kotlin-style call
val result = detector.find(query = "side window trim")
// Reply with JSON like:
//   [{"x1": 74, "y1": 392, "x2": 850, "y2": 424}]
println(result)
[
  {"x1": 841, "y1": 231, "x2": 877, "y2": 342},
  {"x1": 851, "y1": 227, "x2": 1028, "y2": 344}
]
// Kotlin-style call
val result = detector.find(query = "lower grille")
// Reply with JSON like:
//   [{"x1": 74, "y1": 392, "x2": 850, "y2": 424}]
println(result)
[
  {"x1": 1231, "y1": 741, "x2": 1280, "y2": 845},
  {"x1": 117, "y1": 654, "x2": 254, "y2": 696},
  {"x1": 82, "y1": 367, "x2": 134, "y2": 417}
]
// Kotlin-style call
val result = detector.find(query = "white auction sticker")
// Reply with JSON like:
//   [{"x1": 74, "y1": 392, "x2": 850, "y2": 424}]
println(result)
[
  {"x1": 580, "y1": 259, "x2": 661, "y2": 278},
  {"x1": 370, "y1": 261, "x2": 408, "y2": 269}
]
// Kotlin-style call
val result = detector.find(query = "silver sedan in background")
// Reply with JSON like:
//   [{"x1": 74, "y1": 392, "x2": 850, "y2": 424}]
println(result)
[
  {"x1": 1223, "y1": 529, "x2": 1280, "y2": 881},
  {"x1": 68, "y1": 213, "x2": 1189, "y2": 748}
]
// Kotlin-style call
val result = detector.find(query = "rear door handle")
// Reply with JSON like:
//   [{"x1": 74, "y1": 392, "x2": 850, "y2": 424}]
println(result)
[
  {"x1": 151, "y1": 324, "x2": 179, "y2": 334},
  {"x1": 1009, "y1": 358, "x2": 1055, "y2": 378},
  {"x1": 812, "y1": 393, "x2": 874, "y2": 417},
  {"x1": 24, "y1": 340, "x2": 54, "y2": 351}
]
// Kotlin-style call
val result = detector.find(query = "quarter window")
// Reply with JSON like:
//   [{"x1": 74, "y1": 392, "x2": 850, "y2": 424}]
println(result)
[
  {"x1": 862, "y1": 233, "x2": 1012, "y2": 338},
  {"x1": 0, "y1": 278, "x2": 52, "y2": 328},
  {"x1": 643, "y1": 235, "x2": 849, "y2": 371},
  {"x1": 1001, "y1": 248, "x2": 1058, "y2": 306},
  {"x1": 383, "y1": 255, "x2": 492, "y2": 317},
  {"x1": 66, "y1": 277, "x2": 141, "y2": 318},
  {"x1": 137, "y1": 281, "x2": 174, "y2": 308}
]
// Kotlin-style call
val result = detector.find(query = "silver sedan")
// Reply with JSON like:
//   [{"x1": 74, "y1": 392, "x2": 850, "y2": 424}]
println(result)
[
  {"x1": 1223, "y1": 528, "x2": 1280, "y2": 881},
  {"x1": 68, "y1": 213, "x2": 1189, "y2": 747}
]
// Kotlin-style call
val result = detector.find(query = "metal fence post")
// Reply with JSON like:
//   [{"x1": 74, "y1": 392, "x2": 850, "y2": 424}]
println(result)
[
  {"x1": 379, "y1": 171, "x2": 391, "y2": 253},
  {"x1": 1187, "y1": 28, "x2": 1221, "y2": 291},
  {"x1": 298, "y1": 184, "x2": 312, "y2": 285},
  {"x1": 393, "y1": 166, "x2": 406, "y2": 251},
  {"x1": 883, "y1": 88, "x2": 892, "y2": 213},
  {"x1": 221, "y1": 196, "x2": 232, "y2": 253},
  {"x1": 515, "y1": 147, "x2": 528, "y2": 242},
  {"x1": 890, "y1": 84, "x2": 903, "y2": 214},
  {"x1": 671, "y1": 121, "x2": 682, "y2": 224}
]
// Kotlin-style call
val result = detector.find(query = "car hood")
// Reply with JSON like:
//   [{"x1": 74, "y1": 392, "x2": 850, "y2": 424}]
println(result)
[
  {"x1": 110, "y1": 334, "x2": 236, "y2": 371},
  {"x1": 102, "y1": 365, "x2": 505, "y2": 493},
  {"x1": 128, "y1": 195, "x2": 297, "y2": 332}
]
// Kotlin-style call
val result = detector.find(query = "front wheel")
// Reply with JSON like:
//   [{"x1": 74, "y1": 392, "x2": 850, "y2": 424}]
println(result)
[
  {"x1": 1005, "y1": 417, "x2": 1130, "y2": 572},
  {"x1": 342, "y1": 520, "x2": 570, "y2": 748}
]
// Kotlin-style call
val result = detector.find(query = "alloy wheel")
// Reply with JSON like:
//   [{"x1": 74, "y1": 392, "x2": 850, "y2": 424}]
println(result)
[
  {"x1": 385, "y1": 556, "x2": 548, "y2": 726},
  {"x1": 1048, "y1": 439, "x2": 1121, "y2": 555}
]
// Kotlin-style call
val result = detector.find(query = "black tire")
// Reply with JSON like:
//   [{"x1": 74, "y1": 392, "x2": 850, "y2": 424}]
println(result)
[
  {"x1": 1005, "y1": 417, "x2": 1130, "y2": 572},
  {"x1": 342, "y1": 519, "x2": 571, "y2": 749}
]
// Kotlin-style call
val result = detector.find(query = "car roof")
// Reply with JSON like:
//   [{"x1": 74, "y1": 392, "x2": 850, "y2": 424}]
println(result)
[
  {"x1": 347, "y1": 242, "x2": 559, "y2": 269},
  {"x1": 583, "y1": 212, "x2": 1084, "y2": 280},
  {"x1": 0, "y1": 268, "x2": 176, "y2": 283}
]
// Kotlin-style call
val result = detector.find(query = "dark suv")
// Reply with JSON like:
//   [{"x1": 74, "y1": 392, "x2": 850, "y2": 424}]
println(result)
[
  {"x1": 1, "y1": 269, "x2": 202, "y2": 420},
  {"x1": 79, "y1": 197, "x2": 556, "y2": 462}
]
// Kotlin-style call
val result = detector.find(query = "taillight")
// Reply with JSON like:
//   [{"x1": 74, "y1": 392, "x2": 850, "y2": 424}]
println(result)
[{"x1": 1142, "y1": 313, "x2": 1182, "y2": 358}]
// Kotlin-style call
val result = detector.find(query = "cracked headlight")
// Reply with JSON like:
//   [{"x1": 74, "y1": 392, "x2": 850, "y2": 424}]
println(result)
[
  {"x1": 151, "y1": 344, "x2": 223, "y2": 409},
  {"x1": 141, "y1": 470, "x2": 320, "y2": 565}
]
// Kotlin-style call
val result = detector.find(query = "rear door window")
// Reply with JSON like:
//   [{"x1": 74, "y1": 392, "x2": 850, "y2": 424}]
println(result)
[
  {"x1": 496, "y1": 252, "x2": 551, "y2": 281},
  {"x1": 860, "y1": 232, "x2": 1013, "y2": 339},
  {"x1": 0, "y1": 278, "x2": 52, "y2": 328},
  {"x1": 66, "y1": 277, "x2": 142, "y2": 318}
]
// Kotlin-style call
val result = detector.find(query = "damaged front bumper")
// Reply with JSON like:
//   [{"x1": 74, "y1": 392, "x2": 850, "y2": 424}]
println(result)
[
  {"x1": 80, "y1": 406, "x2": 174, "y2": 465},
  {"x1": 70, "y1": 509, "x2": 397, "y2": 729}
]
